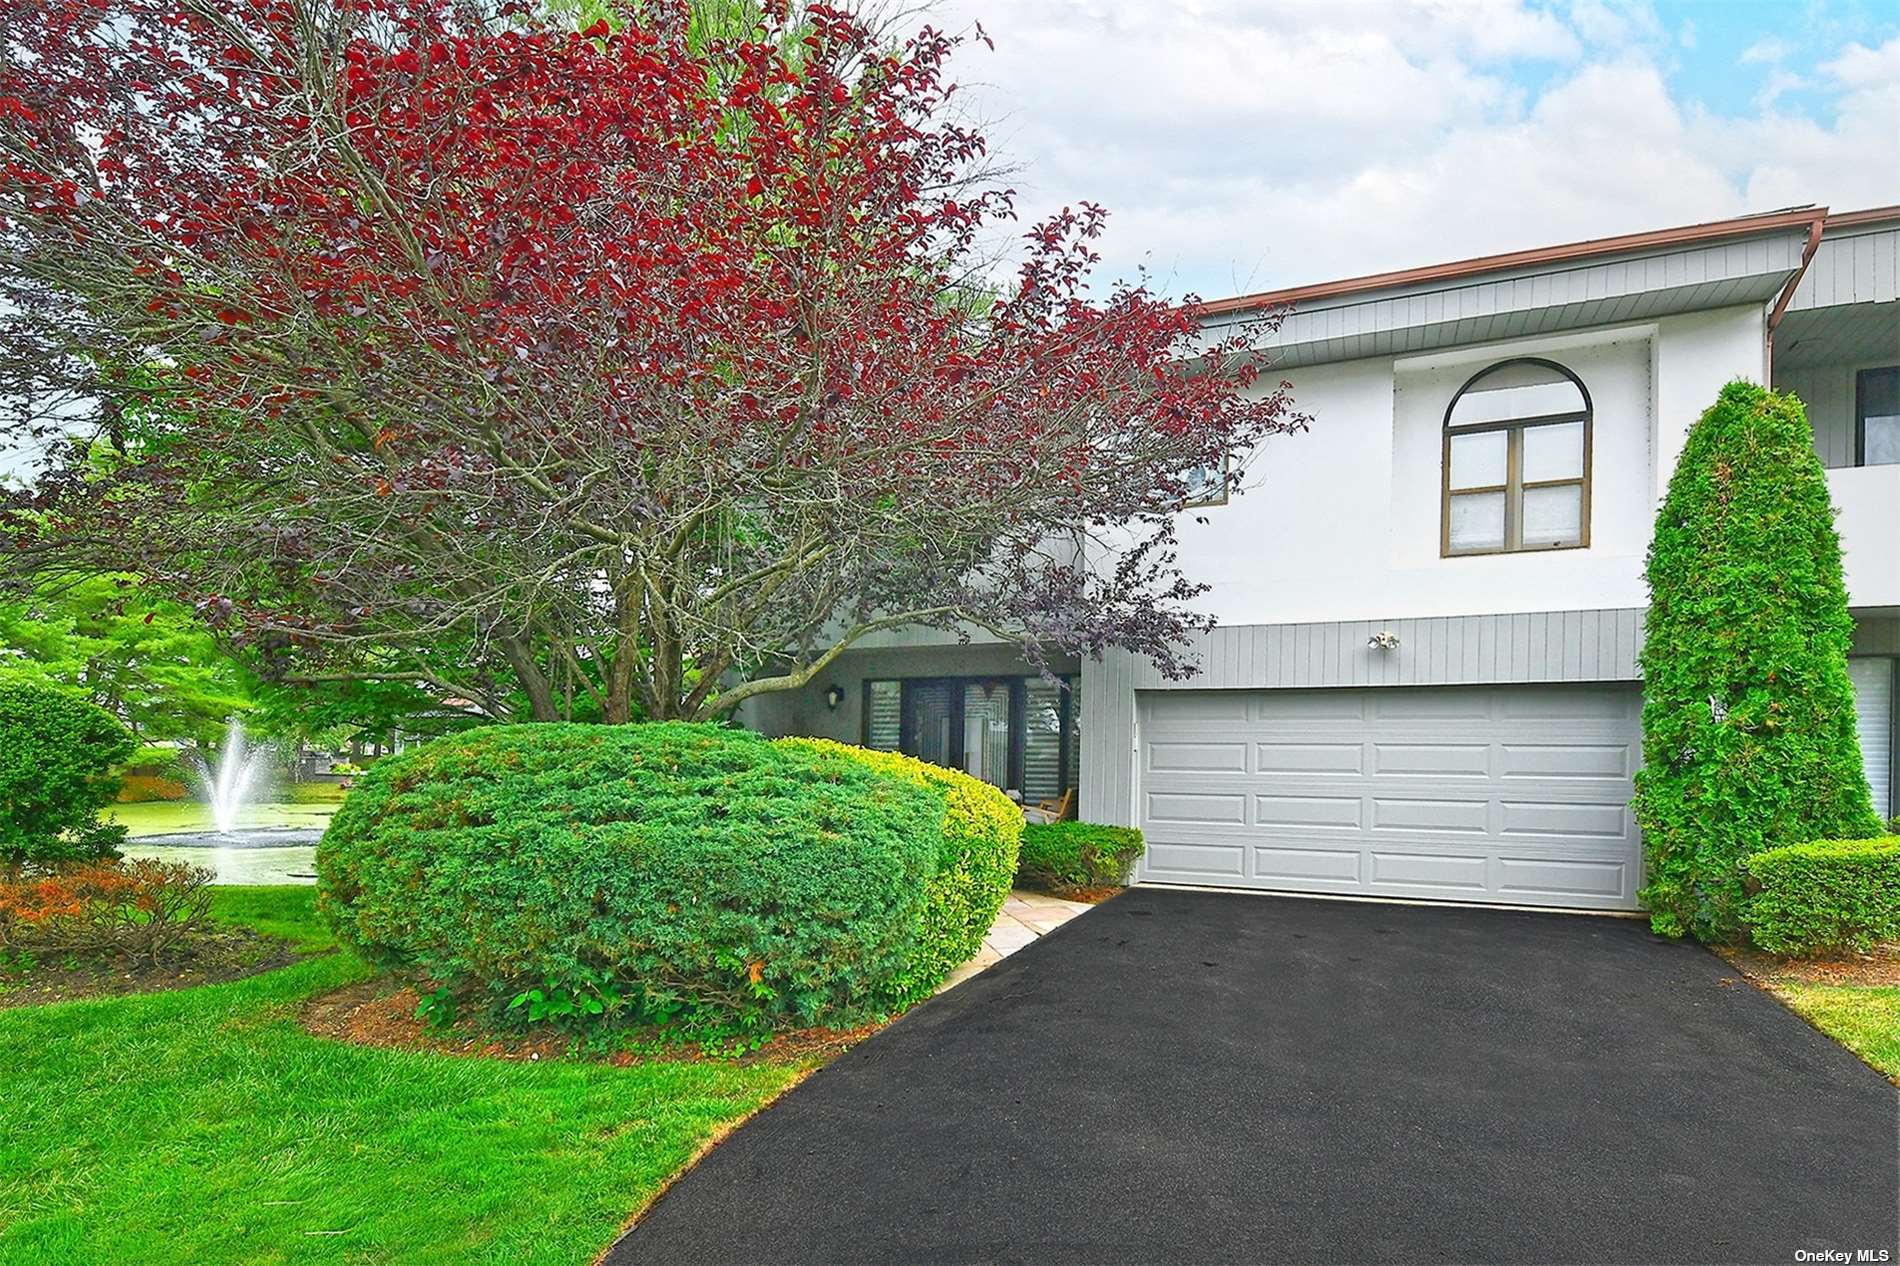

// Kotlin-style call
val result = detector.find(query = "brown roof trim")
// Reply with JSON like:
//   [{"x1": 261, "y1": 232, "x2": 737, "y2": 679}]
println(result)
[
  {"x1": 1824, "y1": 204, "x2": 1900, "y2": 229},
  {"x1": 1197, "y1": 204, "x2": 1829, "y2": 318}
]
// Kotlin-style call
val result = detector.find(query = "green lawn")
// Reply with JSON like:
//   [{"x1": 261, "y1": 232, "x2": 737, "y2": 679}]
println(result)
[
  {"x1": 1773, "y1": 983, "x2": 1900, "y2": 1083},
  {"x1": 104, "y1": 798, "x2": 341, "y2": 838},
  {"x1": 0, "y1": 888, "x2": 800, "y2": 1265}
]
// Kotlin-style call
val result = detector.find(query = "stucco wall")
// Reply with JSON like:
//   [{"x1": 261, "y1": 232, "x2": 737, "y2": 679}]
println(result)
[{"x1": 1165, "y1": 311, "x2": 1769, "y2": 626}]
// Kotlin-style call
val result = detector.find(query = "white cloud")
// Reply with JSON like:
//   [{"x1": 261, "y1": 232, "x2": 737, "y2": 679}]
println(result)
[
  {"x1": 933, "y1": 2, "x2": 1900, "y2": 297},
  {"x1": 1740, "y1": 36, "x2": 1792, "y2": 65}
]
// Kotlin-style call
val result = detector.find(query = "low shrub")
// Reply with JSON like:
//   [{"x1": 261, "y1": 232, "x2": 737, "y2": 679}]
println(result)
[
  {"x1": 115, "y1": 774, "x2": 188, "y2": 803},
  {"x1": 1018, "y1": 822, "x2": 1145, "y2": 894},
  {"x1": 777, "y1": 739, "x2": 1020, "y2": 1005},
  {"x1": 316, "y1": 723, "x2": 945, "y2": 1039},
  {"x1": 1742, "y1": 837, "x2": 1900, "y2": 955},
  {"x1": 0, "y1": 681, "x2": 136, "y2": 865},
  {"x1": 0, "y1": 859, "x2": 216, "y2": 964}
]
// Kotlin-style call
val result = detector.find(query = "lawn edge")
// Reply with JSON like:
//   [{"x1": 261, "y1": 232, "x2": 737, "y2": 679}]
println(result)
[{"x1": 593, "y1": 1068, "x2": 816, "y2": 1265}]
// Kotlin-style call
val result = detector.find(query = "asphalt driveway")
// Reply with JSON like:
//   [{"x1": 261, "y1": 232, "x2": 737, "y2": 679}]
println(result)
[{"x1": 607, "y1": 888, "x2": 1899, "y2": 1265}]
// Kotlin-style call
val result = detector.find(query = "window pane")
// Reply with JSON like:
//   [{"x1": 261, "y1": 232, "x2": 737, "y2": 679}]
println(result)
[
  {"x1": 1449, "y1": 430, "x2": 1506, "y2": 490},
  {"x1": 1022, "y1": 678, "x2": 1065, "y2": 801},
  {"x1": 1448, "y1": 361, "x2": 1586, "y2": 427},
  {"x1": 962, "y1": 682, "x2": 1014, "y2": 790},
  {"x1": 1862, "y1": 368, "x2": 1899, "y2": 466},
  {"x1": 1523, "y1": 420, "x2": 1584, "y2": 482},
  {"x1": 1522, "y1": 483, "x2": 1582, "y2": 547},
  {"x1": 1866, "y1": 415, "x2": 1900, "y2": 466},
  {"x1": 1448, "y1": 491, "x2": 1505, "y2": 551},
  {"x1": 865, "y1": 681, "x2": 901, "y2": 751}
]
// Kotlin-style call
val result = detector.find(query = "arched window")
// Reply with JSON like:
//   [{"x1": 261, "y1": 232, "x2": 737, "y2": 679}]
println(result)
[{"x1": 1442, "y1": 358, "x2": 1591, "y2": 555}]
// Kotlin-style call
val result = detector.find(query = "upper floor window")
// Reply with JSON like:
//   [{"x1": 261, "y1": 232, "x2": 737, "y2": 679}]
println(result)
[
  {"x1": 1179, "y1": 452, "x2": 1231, "y2": 508},
  {"x1": 1442, "y1": 358, "x2": 1591, "y2": 556},
  {"x1": 1858, "y1": 367, "x2": 1899, "y2": 466}
]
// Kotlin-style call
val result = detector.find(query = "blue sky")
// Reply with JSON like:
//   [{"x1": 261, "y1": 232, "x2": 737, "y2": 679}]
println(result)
[{"x1": 934, "y1": 0, "x2": 1900, "y2": 298}]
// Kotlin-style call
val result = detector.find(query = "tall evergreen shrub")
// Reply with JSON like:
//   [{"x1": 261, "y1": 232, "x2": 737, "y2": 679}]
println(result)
[{"x1": 1633, "y1": 381, "x2": 1881, "y2": 940}]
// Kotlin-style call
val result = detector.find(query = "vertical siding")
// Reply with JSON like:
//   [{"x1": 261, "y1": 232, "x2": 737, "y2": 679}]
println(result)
[
  {"x1": 1081, "y1": 609, "x2": 1647, "y2": 826},
  {"x1": 1778, "y1": 363, "x2": 1858, "y2": 467}
]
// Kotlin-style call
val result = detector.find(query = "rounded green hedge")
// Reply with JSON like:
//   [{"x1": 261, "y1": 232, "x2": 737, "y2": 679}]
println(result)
[
  {"x1": 0, "y1": 680, "x2": 135, "y2": 866},
  {"x1": 776, "y1": 739, "x2": 1020, "y2": 1005},
  {"x1": 315, "y1": 722, "x2": 945, "y2": 1034}
]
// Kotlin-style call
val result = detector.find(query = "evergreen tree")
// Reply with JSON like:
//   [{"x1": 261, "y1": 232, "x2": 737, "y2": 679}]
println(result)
[{"x1": 1634, "y1": 381, "x2": 1881, "y2": 940}]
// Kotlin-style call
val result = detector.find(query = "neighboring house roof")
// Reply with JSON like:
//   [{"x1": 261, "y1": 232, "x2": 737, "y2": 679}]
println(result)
[{"x1": 1199, "y1": 204, "x2": 1898, "y2": 371}]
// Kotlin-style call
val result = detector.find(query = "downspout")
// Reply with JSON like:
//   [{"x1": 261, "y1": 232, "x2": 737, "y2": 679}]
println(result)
[{"x1": 1764, "y1": 212, "x2": 1827, "y2": 383}]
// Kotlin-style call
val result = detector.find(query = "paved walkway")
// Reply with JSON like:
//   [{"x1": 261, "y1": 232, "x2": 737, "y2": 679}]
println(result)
[
  {"x1": 937, "y1": 890, "x2": 1093, "y2": 992},
  {"x1": 608, "y1": 888, "x2": 1900, "y2": 1265}
]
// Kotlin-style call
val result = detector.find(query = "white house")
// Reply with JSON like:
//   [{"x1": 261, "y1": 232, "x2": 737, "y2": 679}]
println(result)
[{"x1": 745, "y1": 204, "x2": 1900, "y2": 913}]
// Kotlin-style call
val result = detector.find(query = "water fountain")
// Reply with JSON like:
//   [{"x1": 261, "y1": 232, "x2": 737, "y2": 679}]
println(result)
[
  {"x1": 197, "y1": 716, "x2": 269, "y2": 837},
  {"x1": 118, "y1": 717, "x2": 324, "y2": 884}
]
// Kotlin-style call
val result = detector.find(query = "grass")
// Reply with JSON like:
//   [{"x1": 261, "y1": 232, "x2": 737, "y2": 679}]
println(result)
[
  {"x1": 206, "y1": 885, "x2": 338, "y2": 951},
  {"x1": 0, "y1": 888, "x2": 800, "y2": 1265},
  {"x1": 103, "y1": 798, "x2": 341, "y2": 838},
  {"x1": 1771, "y1": 983, "x2": 1900, "y2": 1083}
]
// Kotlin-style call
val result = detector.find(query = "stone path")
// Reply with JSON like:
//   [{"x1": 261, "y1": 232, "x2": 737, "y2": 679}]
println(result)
[{"x1": 937, "y1": 889, "x2": 1094, "y2": 992}]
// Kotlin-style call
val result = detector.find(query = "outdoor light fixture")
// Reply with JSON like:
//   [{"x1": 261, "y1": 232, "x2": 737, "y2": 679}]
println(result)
[
  {"x1": 1368, "y1": 631, "x2": 1400, "y2": 651},
  {"x1": 825, "y1": 684, "x2": 846, "y2": 711}
]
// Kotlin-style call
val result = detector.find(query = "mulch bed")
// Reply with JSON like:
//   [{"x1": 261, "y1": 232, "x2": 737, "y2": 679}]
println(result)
[
  {"x1": 1715, "y1": 942, "x2": 1900, "y2": 988},
  {"x1": 301, "y1": 979, "x2": 879, "y2": 1066},
  {"x1": 0, "y1": 927, "x2": 301, "y2": 1008}
]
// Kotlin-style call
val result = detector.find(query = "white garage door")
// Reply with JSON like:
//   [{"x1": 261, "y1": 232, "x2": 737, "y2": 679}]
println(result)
[{"x1": 1138, "y1": 683, "x2": 1644, "y2": 910}]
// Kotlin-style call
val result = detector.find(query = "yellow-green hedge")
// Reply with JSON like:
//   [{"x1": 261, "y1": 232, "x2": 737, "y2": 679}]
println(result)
[{"x1": 777, "y1": 738, "x2": 1021, "y2": 1004}]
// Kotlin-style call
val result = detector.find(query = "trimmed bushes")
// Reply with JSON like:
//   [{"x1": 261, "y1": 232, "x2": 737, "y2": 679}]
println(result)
[
  {"x1": 1018, "y1": 822, "x2": 1144, "y2": 894},
  {"x1": 0, "y1": 681, "x2": 135, "y2": 865},
  {"x1": 776, "y1": 738, "x2": 1020, "y2": 1005},
  {"x1": 317, "y1": 723, "x2": 944, "y2": 1034},
  {"x1": 1632, "y1": 382, "x2": 1882, "y2": 941},
  {"x1": 1743, "y1": 837, "x2": 1900, "y2": 955}
]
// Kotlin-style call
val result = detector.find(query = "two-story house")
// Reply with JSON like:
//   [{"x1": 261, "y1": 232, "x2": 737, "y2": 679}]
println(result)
[{"x1": 744, "y1": 204, "x2": 1900, "y2": 914}]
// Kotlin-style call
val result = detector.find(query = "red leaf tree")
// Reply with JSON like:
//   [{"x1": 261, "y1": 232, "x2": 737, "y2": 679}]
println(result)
[{"x1": 0, "y1": 0, "x2": 1299, "y2": 722}]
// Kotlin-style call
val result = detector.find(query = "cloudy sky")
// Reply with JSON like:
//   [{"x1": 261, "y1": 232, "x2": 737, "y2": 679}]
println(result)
[{"x1": 929, "y1": 0, "x2": 1900, "y2": 301}]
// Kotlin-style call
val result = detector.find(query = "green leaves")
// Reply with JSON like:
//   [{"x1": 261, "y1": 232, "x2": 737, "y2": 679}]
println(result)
[
  {"x1": 1633, "y1": 382, "x2": 1882, "y2": 942},
  {"x1": 1018, "y1": 822, "x2": 1144, "y2": 894},
  {"x1": 316, "y1": 722, "x2": 942, "y2": 1038},
  {"x1": 0, "y1": 681, "x2": 137, "y2": 865},
  {"x1": 1742, "y1": 837, "x2": 1900, "y2": 955}
]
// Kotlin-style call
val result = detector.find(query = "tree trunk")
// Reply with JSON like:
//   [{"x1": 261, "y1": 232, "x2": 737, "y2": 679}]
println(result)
[{"x1": 500, "y1": 635, "x2": 560, "y2": 722}]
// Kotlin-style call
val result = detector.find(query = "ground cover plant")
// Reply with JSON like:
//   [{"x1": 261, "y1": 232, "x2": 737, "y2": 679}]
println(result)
[
  {"x1": 1633, "y1": 382, "x2": 1881, "y2": 941},
  {"x1": 318, "y1": 723, "x2": 948, "y2": 1042},
  {"x1": 0, "y1": 887, "x2": 798, "y2": 1266}
]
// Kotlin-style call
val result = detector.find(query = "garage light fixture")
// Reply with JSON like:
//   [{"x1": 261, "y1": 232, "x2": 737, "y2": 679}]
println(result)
[{"x1": 1368, "y1": 631, "x2": 1400, "y2": 651}]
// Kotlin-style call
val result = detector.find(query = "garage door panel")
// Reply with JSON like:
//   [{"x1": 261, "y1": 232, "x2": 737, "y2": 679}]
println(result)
[
  {"x1": 1371, "y1": 743, "x2": 1490, "y2": 777},
  {"x1": 1145, "y1": 841, "x2": 1246, "y2": 877},
  {"x1": 1253, "y1": 793, "x2": 1363, "y2": 829},
  {"x1": 1499, "y1": 743, "x2": 1631, "y2": 778},
  {"x1": 1250, "y1": 845, "x2": 1362, "y2": 885},
  {"x1": 1497, "y1": 799, "x2": 1630, "y2": 839},
  {"x1": 1370, "y1": 797, "x2": 1490, "y2": 833},
  {"x1": 1495, "y1": 856, "x2": 1628, "y2": 899},
  {"x1": 1145, "y1": 741, "x2": 1249, "y2": 773},
  {"x1": 1146, "y1": 791, "x2": 1247, "y2": 825},
  {"x1": 1139, "y1": 683, "x2": 1643, "y2": 911},
  {"x1": 1369, "y1": 851, "x2": 1489, "y2": 891},
  {"x1": 1254, "y1": 742, "x2": 1365, "y2": 775}
]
